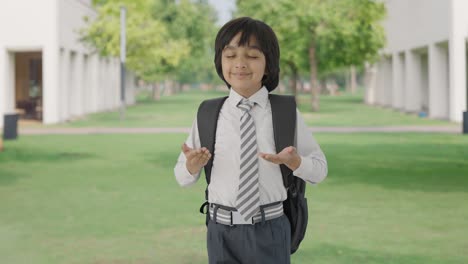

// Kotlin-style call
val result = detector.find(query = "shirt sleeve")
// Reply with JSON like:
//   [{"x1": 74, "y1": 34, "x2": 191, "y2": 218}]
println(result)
[
  {"x1": 173, "y1": 117, "x2": 203, "y2": 187},
  {"x1": 292, "y1": 109, "x2": 328, "y2": 184}
]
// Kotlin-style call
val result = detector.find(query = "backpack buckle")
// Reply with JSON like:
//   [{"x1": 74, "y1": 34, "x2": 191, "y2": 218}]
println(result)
[{"x1": 199, "y1": 201, "x2": 209, "y2": 214}]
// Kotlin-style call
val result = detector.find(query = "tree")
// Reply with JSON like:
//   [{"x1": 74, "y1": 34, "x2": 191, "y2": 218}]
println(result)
[
  {"x1": 237, "y1": 0, "x2": 308, "y2": 99},
  {"x1": 81, "y1": 0, "x2": 194, "y2": 99},
  {"x1": 153, "y1": 0, "x2": 218, "y2": 87},
  {"x1": 237, "y1": 0, "x2": 386, "y2": 111},
  {"x1": 83, "y1": 0, "x2": 219, "y2": 97}
]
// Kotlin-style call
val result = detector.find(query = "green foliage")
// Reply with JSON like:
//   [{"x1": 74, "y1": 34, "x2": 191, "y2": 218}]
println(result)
[
  {"x1": 81, "y1": 0, "x2": 217, "y2": 84},
  {"x1": 314, "y1": 0, "x2": 387, "y2": 73},
  {"x1": 152, "y1": 0, "x2": 218, "y2": 84},
  {"x1": 236, "y1": 0, "x2": 386, "y2": 75}
]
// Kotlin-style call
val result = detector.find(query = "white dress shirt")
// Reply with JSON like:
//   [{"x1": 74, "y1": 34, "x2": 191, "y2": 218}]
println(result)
[{"x1": 174, "y1": 87, "x2": 328, "y2": 207}]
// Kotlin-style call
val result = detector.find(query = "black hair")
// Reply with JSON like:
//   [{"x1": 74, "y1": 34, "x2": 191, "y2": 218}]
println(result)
[{"x1": 214, "y1": 17, "x2": 280, "y2": 92}]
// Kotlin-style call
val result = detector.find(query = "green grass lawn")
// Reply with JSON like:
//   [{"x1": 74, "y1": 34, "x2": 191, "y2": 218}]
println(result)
[
  {"x1": 28, "y1": 89, "x2": 456, "y2": 128},
  {"x1": 1, "y1": 133, "x2": 467, "y2": 263}
]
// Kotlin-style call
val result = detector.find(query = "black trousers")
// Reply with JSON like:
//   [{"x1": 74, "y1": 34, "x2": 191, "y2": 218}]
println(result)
[{"x1": 207, "y1": 215, "x2": 291, "y2": 264}]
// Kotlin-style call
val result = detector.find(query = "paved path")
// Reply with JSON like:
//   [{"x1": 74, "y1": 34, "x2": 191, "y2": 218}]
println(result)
[{"x1": 18, "y1": 126, "x2": 462, "y2": 135}]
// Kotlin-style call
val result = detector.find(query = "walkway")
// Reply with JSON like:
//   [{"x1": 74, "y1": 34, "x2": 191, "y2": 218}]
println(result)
[{"x1": 18, "y1": 125, "x2": 462, "y2": 135}]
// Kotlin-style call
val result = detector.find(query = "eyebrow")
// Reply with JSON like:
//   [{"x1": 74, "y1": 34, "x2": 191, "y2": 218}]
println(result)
[{"x1": 224, "y1": 45, "x2": 262, "y2": 51}]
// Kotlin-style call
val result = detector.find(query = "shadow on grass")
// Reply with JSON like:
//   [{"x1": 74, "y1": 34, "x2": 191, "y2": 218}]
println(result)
[
  {"x1": 293, "y1": 243, "x2": 461, "y2": 264},
  {"x1": 324, "y1": 142, "x2": 468, "y2": 193},
  {"x1": 0, "y1": 147, "x2": 96, "y2": 164},
  {"x1": 0, "y1": 146, "x2": 95, "y2": 185},
  {"x1": 143, "y1": 150, "x2": 179, "y2": 169},
  {"x1": 0, "y1": 168, "x2": 29, "y2": 185}
]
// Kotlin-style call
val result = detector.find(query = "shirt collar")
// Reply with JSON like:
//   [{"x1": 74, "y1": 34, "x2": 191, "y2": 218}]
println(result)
[{"x1": 228, "y1": 86, "x2": 269, "y2": 109}]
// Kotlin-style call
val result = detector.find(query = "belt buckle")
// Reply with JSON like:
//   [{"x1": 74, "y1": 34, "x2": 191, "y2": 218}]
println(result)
[{"x1": 232, "y1": 211, "x2": 254, "y2": 225}]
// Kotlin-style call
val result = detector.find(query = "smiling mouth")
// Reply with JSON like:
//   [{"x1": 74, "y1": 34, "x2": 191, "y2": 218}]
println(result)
[{"x1": 232, "y1": 72, "x2": 251, "y2": 77}]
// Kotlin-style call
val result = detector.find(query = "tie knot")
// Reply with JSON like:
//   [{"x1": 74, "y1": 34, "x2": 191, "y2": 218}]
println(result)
[{"x1": 238, "y1": 99, "x2": 254, "y2": 112}]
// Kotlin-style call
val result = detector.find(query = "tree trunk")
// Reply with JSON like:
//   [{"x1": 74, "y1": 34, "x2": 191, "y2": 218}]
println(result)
[
  {"x1": 175, "y1": 81, "x2": 182, "y2": 93},
  {"x1": 345, "y1": 69, "x2": 351, "y2": 93},
  {"x1": 164, "y1": 79, "x2": 173, "y2": 96},
  {"x1": 350, "y1": 65, "x2": 357, "y2": 94},
  {"x1": 152, "y1": 83, "x2": 160, "y2": 101},
  {"x1": 309, "y1": 41, "x2": 320, "y2": 111},
  {"x1": 288, "y1": 62, "x2": 298, "y2": 101}
]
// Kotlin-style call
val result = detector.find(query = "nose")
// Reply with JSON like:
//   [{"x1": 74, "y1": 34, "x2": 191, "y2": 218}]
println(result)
[{"x1": 234, "y1": 56, "x2": 247, "y2": 69}]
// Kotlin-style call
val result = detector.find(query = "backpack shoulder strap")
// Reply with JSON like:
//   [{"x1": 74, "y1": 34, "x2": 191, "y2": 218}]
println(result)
[
  {"x1": 269, "y1": 94, "x2": 297, "y2": 188},
  {"x1": 196, "y1": 96, "x2": 228, "y2": 185}
]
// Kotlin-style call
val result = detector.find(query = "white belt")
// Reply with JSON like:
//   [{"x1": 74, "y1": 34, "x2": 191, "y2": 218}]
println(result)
[{"x1": 209, "y1": 202, "x2": 283, "y2": 225}]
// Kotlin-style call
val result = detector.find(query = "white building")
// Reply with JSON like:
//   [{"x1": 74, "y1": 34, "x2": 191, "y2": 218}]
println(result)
[
  {"x1": 366, "y1": 0, "x2": 468, "y2": 122},
  {"x1": 0, "y1": 0, "x2": 136, "y2": 127}
]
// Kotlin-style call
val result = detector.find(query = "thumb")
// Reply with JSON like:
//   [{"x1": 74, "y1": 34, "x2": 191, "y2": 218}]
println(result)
[
  {"x1": 182, "y1": 143, "x2": 192, "y2": 153},
  {"x1": 287, "y1": 146, "x2": 296, "y2": 154}
]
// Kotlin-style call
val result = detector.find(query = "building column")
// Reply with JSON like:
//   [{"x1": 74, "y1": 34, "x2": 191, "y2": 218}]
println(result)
[
  {"x1": 43, "y1": 45, "x2": 60, "y2": 124},
  {"x1": 364, "y1": 62, "x2": 377, "y2": 105},
  {"x1": 420, "y1": 52, "x2": 429, "y2": 113},
  {"x1": 429, "y1": 43, "x2": 449, "y2": 119},
  {"x1": 112, "y1": 58, "x2": 119, "y2": 108},
  {"x1": 82, "y1": 54, "x2": 90, "y2": 114},
  {"x1": 67, "y1": 51, "x2": 79, "y2": 118},
  {"x1": 59, "y1": 48, "x2": 70, "y2": 121},
  {"x1": 98, "y1": 57, "x2": 105, "y2": 111},
  {"x1": 0, "y1": 48, "x2": 5, "y2": 127},
  {"x1": 102, "y1": 58, "x2": 108, "y2": 110},
  {"x1": 383, "y1": 56, "x2": 393, "y2": 107},
  {"x1": 88, "y1": 54, "x2": 98, "y2": 113},
  {"x1": 75, "y1": 53, "x2": 84, "y2": 116},
  {"x1": 375, "y1": 60, "x2": 385, "y2": 105},
  {"x1": 405, "y1": 50, "x2": 421, "y2": 112},
  {"x1": 392, "y1": 52, "x2": 405, "y2": 109},
  {"x1": 0, "y1": 49, "x2": 15, "y2": 127},
  {"x1": 449, "y1": 0, "x2": 468, "y2": 122}
]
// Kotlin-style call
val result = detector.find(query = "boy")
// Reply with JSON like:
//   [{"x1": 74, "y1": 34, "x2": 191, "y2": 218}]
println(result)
[{"x1": 174, "y1": 17, "x2": 328, "y2": 264}]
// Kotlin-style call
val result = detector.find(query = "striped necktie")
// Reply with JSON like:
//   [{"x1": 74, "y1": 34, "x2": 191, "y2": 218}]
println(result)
[{"x1": 236, "y1": 99, "x2": 260, "y2": 221}]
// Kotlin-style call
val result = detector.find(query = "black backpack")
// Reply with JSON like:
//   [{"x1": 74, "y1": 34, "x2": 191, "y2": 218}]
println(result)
[{"x1": 197, "y1": 94, "x2": 308, "y2": 254}]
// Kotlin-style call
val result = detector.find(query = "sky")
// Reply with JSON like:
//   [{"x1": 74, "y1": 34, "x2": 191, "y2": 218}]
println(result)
[{"x1": 207, "y1": 0, "x2": 236, "y2": 25}]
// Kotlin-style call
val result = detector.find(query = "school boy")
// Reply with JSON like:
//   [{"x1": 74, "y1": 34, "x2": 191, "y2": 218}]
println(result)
[{"x1": 174, "y1": 17, "x2": 328, "y2": 264}]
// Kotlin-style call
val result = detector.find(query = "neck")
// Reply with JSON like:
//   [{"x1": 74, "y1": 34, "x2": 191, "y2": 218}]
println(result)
[{"x1": 233, "y1": 85, "x2": 262, "y2": 98}]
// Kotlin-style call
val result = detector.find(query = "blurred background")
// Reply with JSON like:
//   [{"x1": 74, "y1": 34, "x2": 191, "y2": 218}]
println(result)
[{"x1": 0, "y1": 0, "x2": 467, "y2": 263}]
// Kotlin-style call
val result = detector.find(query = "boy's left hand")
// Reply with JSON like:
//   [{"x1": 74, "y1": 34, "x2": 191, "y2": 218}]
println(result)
[{"x1": 259, "y1": 146, "x2": 301, "y2": 171}]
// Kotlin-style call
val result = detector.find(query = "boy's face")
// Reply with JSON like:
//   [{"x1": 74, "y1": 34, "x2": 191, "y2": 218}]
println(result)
[{"x1": 221, "y1": 32, "x2": 266, "y2": 97}]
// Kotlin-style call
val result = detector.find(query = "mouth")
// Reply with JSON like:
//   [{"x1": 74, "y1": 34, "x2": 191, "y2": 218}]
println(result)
[{"x1": 231, "y1": 72, "x2": 252, "y2": 77}]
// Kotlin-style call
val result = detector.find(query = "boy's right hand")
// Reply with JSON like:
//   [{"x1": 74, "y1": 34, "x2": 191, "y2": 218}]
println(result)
[{"x1": 182, "y1": 143, "x2": 211, "y2": 175}]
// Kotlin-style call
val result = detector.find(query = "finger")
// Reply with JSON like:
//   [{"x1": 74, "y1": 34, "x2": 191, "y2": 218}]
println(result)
[
  {"x1": 185, "y1": 150, "x2": 196, "y2": 161},
  {"x1": 193, "y1": 151, "x2": 205, "y2": 165},
  {"x1": 185, "y1": 147, "x2": 199, "y2": 160},
  {"x1": 201, "y1": 153, "x2": 211, "y2": 165},
  {"x1": 260, "y1": 153, "x2": 282, "y2": 164},
  {"x1": 287, "y1": 146, "x2": 296, "y2": 154},
  {"x1": 202, "y1": 152, "x2": 211, "y2": 161},
  {"x1": 204, "y1": 148, "x2": 211, "y2": 155},
  {"x1": 200, "y1": 147, "x2": 210, "y2": 156},
  {"x1": 182, "y1": 143, "x2": 192, "y2": 154}
]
